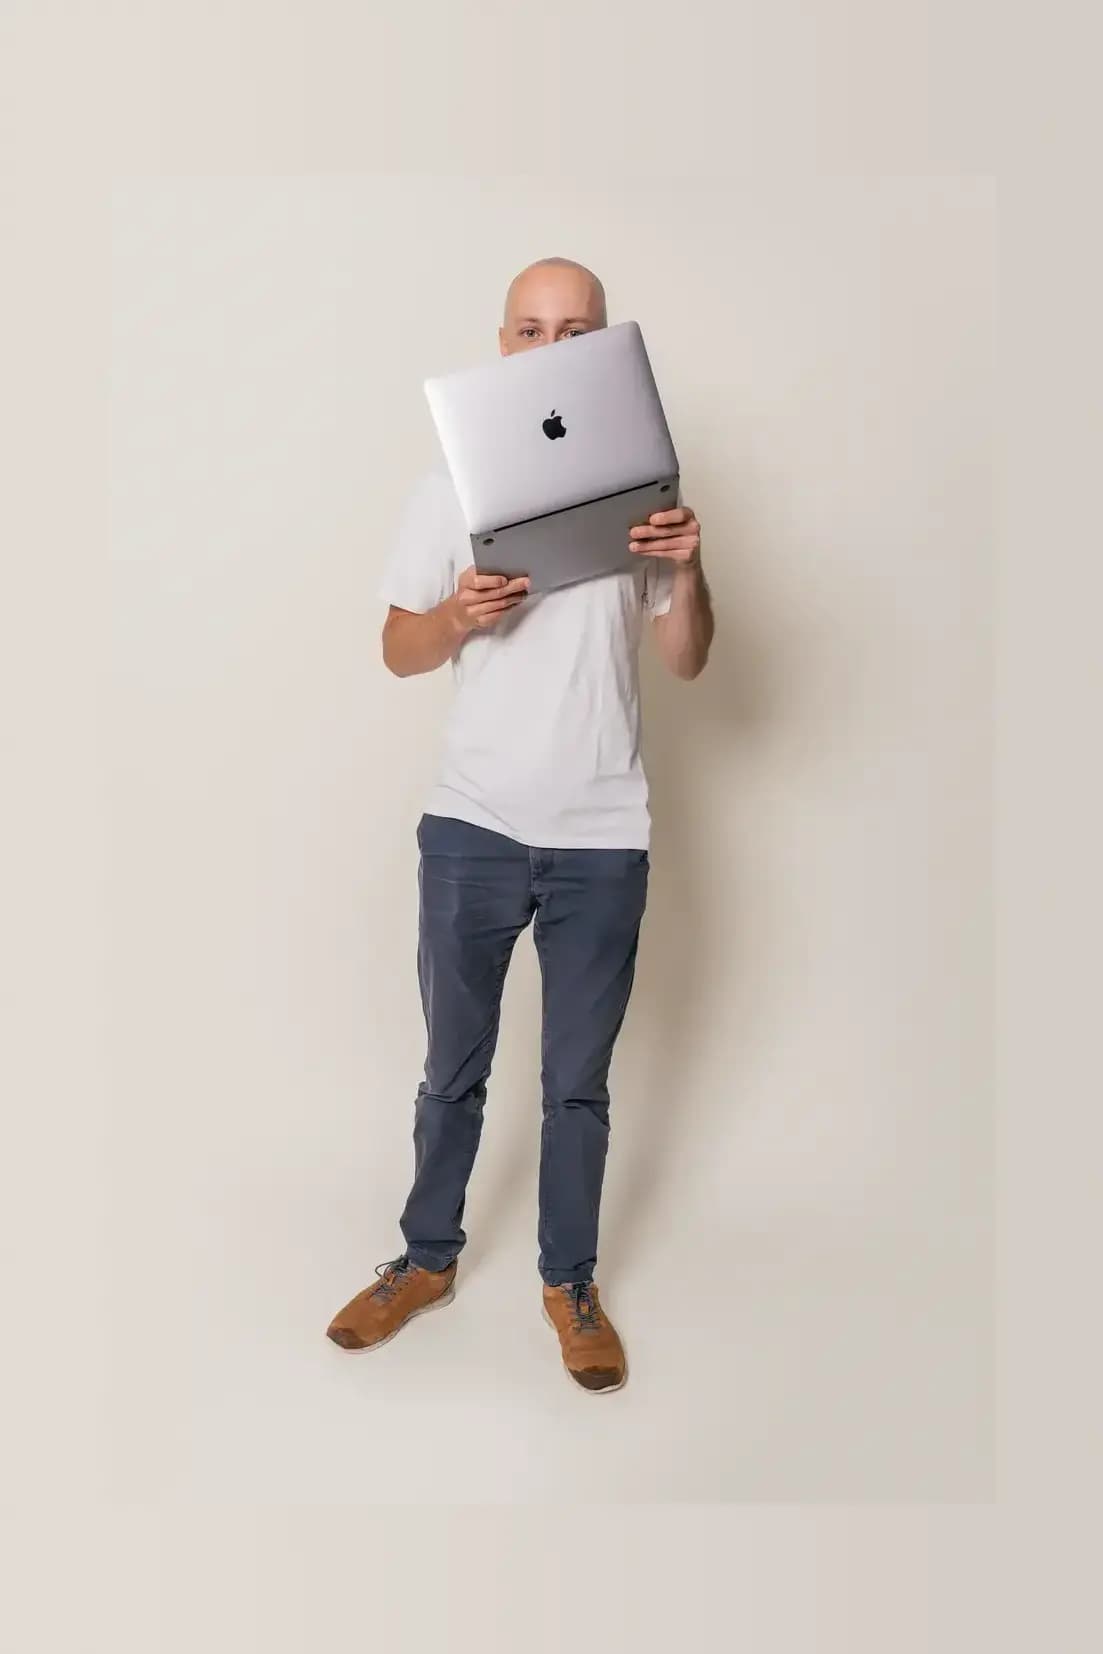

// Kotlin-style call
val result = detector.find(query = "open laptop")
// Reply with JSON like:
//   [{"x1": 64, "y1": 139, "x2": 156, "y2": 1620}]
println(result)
[{"x1": 423, "y1": 320, "x2": 679, "y2": 595}]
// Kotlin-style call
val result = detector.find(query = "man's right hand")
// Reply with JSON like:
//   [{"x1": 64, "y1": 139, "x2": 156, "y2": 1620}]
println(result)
[
  {"x1": 448, "y1": 566, "x2": 530, "y2": 635},
  {"x1": 382, "y1": 567, "x2": 531, "y2": 678}
]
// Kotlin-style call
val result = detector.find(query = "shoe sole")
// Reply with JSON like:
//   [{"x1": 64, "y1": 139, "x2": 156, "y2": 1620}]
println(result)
[
  {"x1": 329, "y1": 1284, "x2": 455, "y2": 1353},
  {"x1": 541, "y1": 1304, "x2": 628, "y2": 1394}
]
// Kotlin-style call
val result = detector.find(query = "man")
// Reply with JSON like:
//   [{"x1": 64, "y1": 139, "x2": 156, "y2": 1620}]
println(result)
[{"x1": 327, "y1": 258, "x2": 714, "y2": 1392}]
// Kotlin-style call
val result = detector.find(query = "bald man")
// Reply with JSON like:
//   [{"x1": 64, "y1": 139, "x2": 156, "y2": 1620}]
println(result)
[{"x1": 327, "y1": 259, "x2": 714, "y2": 1392}]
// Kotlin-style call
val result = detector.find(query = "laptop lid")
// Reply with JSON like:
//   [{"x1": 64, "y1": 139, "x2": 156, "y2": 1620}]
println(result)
[{"x1": 423, "y1": 320, "x2": 678, "y2": 536}]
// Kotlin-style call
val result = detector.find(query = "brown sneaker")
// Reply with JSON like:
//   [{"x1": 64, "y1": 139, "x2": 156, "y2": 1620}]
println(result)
[
  {"x1": 542, "y1": 1281, "x2": 627, "y2": 1393},
  {"x1": 326, "y1": 1256, "x2": 456, "y2": 1351}
]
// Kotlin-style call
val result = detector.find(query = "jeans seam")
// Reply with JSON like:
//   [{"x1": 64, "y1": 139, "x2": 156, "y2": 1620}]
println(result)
[{"x1": 533, "y1": 914, "x2": 551, "y2": 1256}]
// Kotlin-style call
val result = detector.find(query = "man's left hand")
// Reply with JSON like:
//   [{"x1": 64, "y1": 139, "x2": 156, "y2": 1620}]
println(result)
[{"x1": 628, "y1": 507, "x2": 701, "y2": 569}]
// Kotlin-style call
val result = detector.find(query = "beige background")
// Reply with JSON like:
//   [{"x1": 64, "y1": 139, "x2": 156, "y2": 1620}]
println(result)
[
  {"x1": 108, "y1": 174, "x2": 994, "y2": 1501},
  {"x1": 6, "y1": 0, "x2": 1099, "y2": 1637}
]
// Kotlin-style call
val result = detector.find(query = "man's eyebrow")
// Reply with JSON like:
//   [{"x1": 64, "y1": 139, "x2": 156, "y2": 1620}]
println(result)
[{"x1": 513, "y1": 316, "x2": 592, "y2": 326}]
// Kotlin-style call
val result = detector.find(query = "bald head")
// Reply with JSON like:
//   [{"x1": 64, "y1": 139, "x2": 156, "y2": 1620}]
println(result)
[{"x1": 500, "y1": 258, "x2": 608, "y2": 356}]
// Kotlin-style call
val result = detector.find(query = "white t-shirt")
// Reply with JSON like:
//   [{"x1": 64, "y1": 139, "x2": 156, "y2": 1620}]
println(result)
[{"x1": 379, "y1": 466, "x2": 674, "y2": 849}]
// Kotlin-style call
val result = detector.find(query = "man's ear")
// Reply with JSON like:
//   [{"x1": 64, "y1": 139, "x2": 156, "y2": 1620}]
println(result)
[{"x1": 498, "y1": 327, "x2": 510, "y2": 357}]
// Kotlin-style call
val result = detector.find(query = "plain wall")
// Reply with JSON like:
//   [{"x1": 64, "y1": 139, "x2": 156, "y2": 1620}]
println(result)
[{"x1": 109, "y1": 175, "x2": 994, "y2": 1500}]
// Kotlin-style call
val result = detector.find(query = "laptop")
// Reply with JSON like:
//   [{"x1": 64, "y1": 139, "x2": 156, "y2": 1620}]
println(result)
[{"x1": 423, "y1": 320, "x2": 680, "y2": 595}]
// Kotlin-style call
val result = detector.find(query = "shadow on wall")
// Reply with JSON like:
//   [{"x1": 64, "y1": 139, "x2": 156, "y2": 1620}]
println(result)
[
  {"x1": 600, "y1": 498, "x2": 801, "y2": 1285},
  {"x1": 456, "y1": 484, "x2": 836, "y2": 1285}
]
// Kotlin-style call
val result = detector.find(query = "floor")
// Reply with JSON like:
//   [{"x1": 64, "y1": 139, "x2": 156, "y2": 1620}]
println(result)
[{"x1": 105, "y1": 1108, "x2": 992, "y2": 1504}]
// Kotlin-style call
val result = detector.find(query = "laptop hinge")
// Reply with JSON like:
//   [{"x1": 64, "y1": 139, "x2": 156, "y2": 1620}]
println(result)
[{"x1": 490, "y1": 479, "x2": 665, "y2": 535}]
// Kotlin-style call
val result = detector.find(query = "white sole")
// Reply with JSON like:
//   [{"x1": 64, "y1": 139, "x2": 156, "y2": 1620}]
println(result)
[
  {"x1": 541, "y1": 1303, "x2": 628, "y2": 1394},
  {"x1": 332, "y1": 1284, "x2": 455, "y2": 1353}
]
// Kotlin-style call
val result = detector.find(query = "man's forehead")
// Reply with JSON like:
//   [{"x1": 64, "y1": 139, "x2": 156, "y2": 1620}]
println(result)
[{"x1": 508, "y1": 280, "x2": 596, "y2": 303}]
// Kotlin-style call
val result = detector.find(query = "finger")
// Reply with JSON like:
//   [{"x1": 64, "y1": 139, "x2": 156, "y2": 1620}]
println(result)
[
  {"x1": 471, "y1": 587, "x2": 527, "y2": 606},
  {"x1": 628, "y1": 537, "x2": 699, "y2": 557},
  {"x1": 462, "y1": 578, "x2": 530, "y2": 603},
  {"x1": 466, "y1": 572, "x2": 511, "y2": 590},
  {"x1": 630, "y1": 521, "x2": 698, "y2": 541},
  {"x1": 471, "y1": 594, "x2": 527, "y2": 618},
  {"x1": 631, "y1": 515, "x2": 697, "y2": 533},
  {"x1": 647, "y1": 508, "x2": 690, "y2": 527},
  {"x1": 640, "y1": 532, "x2": 699, "y2": 547},
  {"x1": 475, "y1": 573, "x2": 530, "y2": 593}
]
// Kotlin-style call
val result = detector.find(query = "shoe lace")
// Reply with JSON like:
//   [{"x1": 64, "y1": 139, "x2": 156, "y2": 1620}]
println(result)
[
  {"x1": 370, "y1": 1255, "x2": 415, "y2": 1303},
  {"x1": 564, "y1": 1282, "x2": 604, "y2": 1334}
]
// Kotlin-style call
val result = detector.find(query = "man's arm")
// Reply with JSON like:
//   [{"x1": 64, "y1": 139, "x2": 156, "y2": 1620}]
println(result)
[
  {"x1": 382, "y1": 568, "x2": 530, "y2": 678},
  {"x1": 630, "y1": 507, "x2": 714, "y2": 680}
]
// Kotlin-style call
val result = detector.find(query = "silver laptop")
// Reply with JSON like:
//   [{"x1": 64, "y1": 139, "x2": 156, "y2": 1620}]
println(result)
[{"x1": 423, "y1": 320, "x2": 680, "y2": 594}]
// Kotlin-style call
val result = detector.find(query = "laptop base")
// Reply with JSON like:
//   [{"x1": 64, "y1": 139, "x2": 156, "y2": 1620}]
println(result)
[{"x1": 471, "y1": 475, "x2": 681, "y2": 596}]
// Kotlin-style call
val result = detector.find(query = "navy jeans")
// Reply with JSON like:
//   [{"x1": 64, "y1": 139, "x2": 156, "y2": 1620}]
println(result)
[{"x1": 399, "y1": 813, "x2": 649, "y2": 1285}]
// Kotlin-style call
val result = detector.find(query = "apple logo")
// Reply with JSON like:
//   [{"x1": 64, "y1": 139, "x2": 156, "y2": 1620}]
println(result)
[{"x1": 542, "y1": 409, "x2": 566, "y2": 440}]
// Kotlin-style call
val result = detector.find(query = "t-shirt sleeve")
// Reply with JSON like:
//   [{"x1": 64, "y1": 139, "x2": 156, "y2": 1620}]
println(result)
[
  {"x1": 642, "y1": 556, "x2": 675, "y2": 618},
  {"x1": 378, "y1": 470, "x2": 460, "y2": 614}
]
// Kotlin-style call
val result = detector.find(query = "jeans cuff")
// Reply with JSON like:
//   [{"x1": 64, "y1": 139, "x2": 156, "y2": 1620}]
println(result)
[{"x1": 406, "y1": 1247, "x2": 457, "y2": 1274}]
